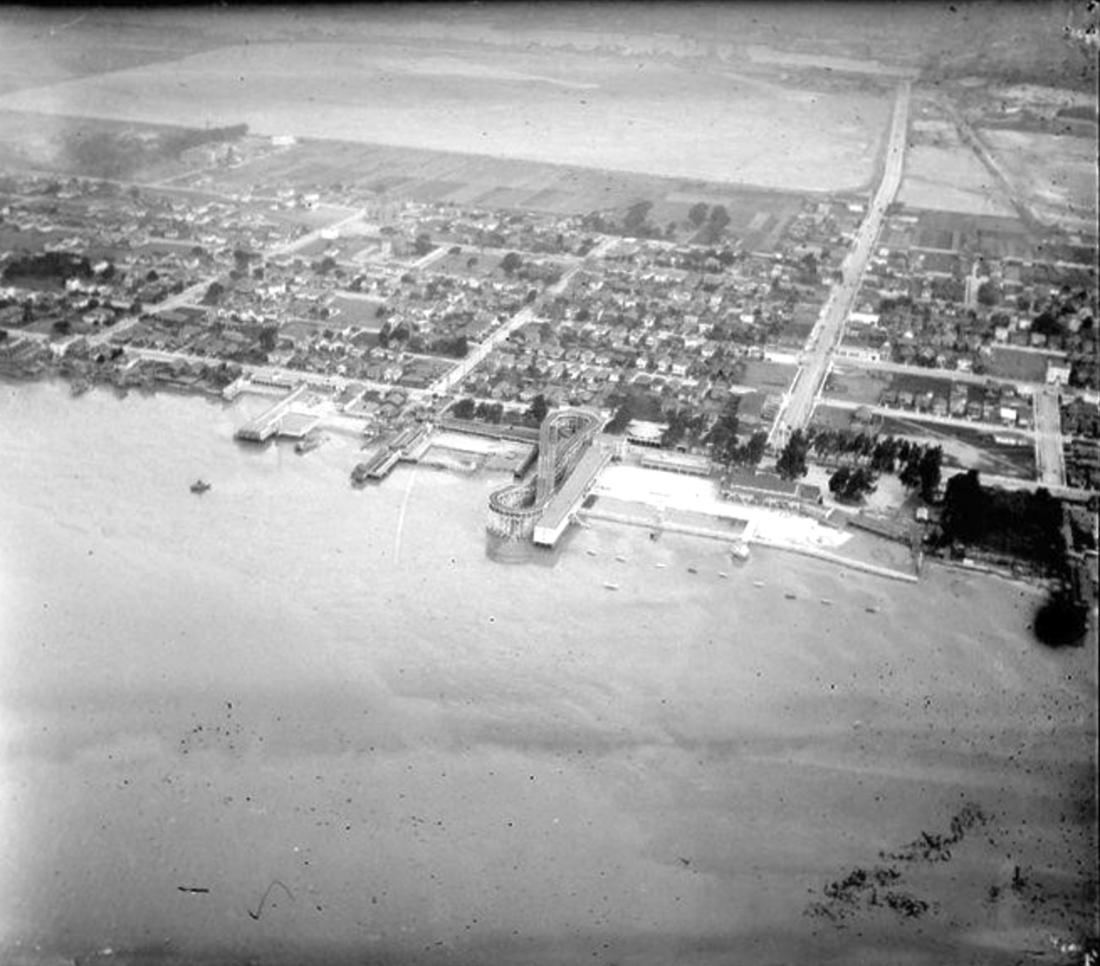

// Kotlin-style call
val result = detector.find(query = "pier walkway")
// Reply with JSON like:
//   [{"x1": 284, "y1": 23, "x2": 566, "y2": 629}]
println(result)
[
  {"x1": 235, "y1": 385, "x2": 309, "y2": 442},
  {"x1": 533, "y1": 447, "x2": 611, "y2": 546}
]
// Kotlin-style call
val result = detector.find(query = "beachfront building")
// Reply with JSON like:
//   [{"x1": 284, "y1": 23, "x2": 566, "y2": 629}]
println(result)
[{"x1": 720, "y1": 468, "x2": 822, "y2": 513}]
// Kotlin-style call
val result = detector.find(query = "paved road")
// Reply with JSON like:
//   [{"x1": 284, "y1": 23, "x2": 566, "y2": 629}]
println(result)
[
  {"x1": 1033, "y1": 385, "x2": 1067, "y2": 487},
  {"x1": 771, "y1": 79, "x2": 911, "y2": 446}
]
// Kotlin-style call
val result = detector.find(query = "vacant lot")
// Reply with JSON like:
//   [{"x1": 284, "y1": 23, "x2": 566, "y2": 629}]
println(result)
[
  {"x1": 823, "y1": 365, "x2": 889, "y2": 405},
  {"x1": 988, "y1": 345, "x2": 1054, "y2": 382},
  {"x1": 739, "y1": 359, "x2": 797, "y2": 393},
  {"x1": 0, "y1": 39, "x2": 890, "y2": 193},
  {"x1": 898, "y1": 143, "x2": 1016, "y2": 216},
  {"x1": 330, "y1": 294, "x2": 384, "y2": 327},
  {"x1": 979, "y1": 127, "x2": 1098, "y2": 232}
]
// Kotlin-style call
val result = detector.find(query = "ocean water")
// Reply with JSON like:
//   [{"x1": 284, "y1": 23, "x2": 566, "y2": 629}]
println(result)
[{"x1": 0, "y1": 380, "x2": 1094, "y2": 965}]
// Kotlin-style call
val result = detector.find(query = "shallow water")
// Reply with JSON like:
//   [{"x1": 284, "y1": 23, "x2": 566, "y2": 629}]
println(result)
[{"x1": 0, "y1": 380, "x2": 1094, "y2": 965}]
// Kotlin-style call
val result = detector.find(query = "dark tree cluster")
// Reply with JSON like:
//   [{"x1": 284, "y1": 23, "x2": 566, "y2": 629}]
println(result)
[
  {"x1": 3, "y1": 251, "x2": 95, "y2": 283},
  {"x1": 775, "y1": 429, "x2": 810, "y2": 480},
  {"x1": 660, "y1": 408, "x2": 707, "y2": 450},
  {"x1": 704, "y1": 397, "x2": 742, "y2": 465},
  {"x1": 939, "y1": 470, "x2": 1065, "y2": 570},
  {"x1": 829, "y1": 465, "x2": 877, "y2": 503}
]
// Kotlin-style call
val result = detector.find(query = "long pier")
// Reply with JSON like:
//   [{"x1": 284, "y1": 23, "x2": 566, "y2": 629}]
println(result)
[
  {"x1": 532, "y1": 447, "x2": 611, "y2": 546},
  {"x1": 235, "y1": 384, "x2": 309, "y2": 442}
]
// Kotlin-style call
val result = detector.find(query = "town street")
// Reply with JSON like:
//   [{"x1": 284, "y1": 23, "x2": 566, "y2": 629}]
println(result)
[
  {"x1": 772, "y1": 79, "x2": 911, "y2": 445},
  {"x1": 1033, "y1": 384, "x2": 1067, "y2": 487}
]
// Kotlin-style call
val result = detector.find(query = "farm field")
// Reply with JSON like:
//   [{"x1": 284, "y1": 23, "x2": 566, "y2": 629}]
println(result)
[
  {"x1": 189, "y1": 138, "x2": 812, "y2": 247},
  {"x1": 0, "y1": 38, "x2": 891, "y2": 193}
]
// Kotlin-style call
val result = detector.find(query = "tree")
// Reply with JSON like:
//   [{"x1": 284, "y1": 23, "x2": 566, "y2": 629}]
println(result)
[
  {"x1": 918, "y1": 445, "x2": 943, "y2": 502},
  {"x1": 414, "y1": 233, "x2": 433, "y2": 257},
  {"x1": 661, "y1": 409, "x2": 692, "y2": 450},
  {"x1": 605, "y1": 397, "x2": 635, "y2": 435},
  {"x1": 743, "y1": 430, "x2": 768, "y2": 467},
  {"x1": 977, "y1": 281, "x2": 1000, "y2": 307},
  {"x1": 258, "y1": 326, "x2": 278, "y2": 353},
  {"x1": 528, "y1": 393, "x2": 549, "y2": 424},
  {"x1": 705, "y1": 397, "x2": 741, "y2": 465},
  {"x1": 450, "y1": 397, "x2": 476, "y2": 420},
  {"x1": 829, "y1": 465, "x2": 877, "y2": 503},
  {"x1": 687, "y1": 202, "x2": 709, "y2": 228},
  {"x1": 776, "y1": 429, "x2": 810, "y2": 480},
  {"x1": 941, "y1": 469, "x2": 984, "y2": 542},
  {"x1": 899, "y1": 448, "x2": 923, "y2": 491},
  {"x1": 202, "y1": 280, "x2": 225, "y2": 305},
  {"x1": 500, "y1": 252, "x2": 523, "y2": 276},
  {"x1": 708, "y1": 204, "x2": 731, "y2": 232}
]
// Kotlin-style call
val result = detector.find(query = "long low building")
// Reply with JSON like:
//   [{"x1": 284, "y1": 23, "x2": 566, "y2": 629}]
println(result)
[
  {"x1": 639, "y1": 450, "x2": 712, "y2": 477},
  {"x1": 720, "y1": 468, "x2": 822, "y2": 510}
]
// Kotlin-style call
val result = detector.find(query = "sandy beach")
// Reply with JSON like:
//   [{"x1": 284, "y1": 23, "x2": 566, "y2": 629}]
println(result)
[{"x1": 593, "y1": 463, "x2": 854, "y2": 551}]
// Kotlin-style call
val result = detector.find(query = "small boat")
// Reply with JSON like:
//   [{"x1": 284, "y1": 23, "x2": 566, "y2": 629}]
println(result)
[
  {"x1": 190, "y1": 479, "x2": 211, "y2": 494},
  {"x1": 603, "y1": 582, "x2": 620, "y2": 591},
  {"x1": 752, "y1": 581, "x2": 764, "y2": 588},
  {"x1": 295, "y1": 433, "x2": 324, "y2": 455},
  {"x1": 655, "y1": 562, "x2": 667, "y2": 569},
  {"x1": 687, "y1": 566, "x2": 698, "y2": 575},
  {"x1": 820, "y1": 598, "x2": 833, "y2": 606},
  {"x1": 784, "y1": 592, "x2": 797, "y2": 600},
  {"x1": 717, "y1": 571, "x2": 729, "y2": 578},
  {"x1": 865, "y1": 606, "x2": 878, "y2": 614},
  {"x1": 615, "y1": 555, "x2": 627, "y2": 563},
  {"x1": 586, "y1": 549, "x2": 599, "y2": 557}
]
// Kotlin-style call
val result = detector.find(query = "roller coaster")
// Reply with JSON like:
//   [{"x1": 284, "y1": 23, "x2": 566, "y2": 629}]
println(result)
[{"x1": 488, "y1": 407, "x2": 604, "y2": 541}]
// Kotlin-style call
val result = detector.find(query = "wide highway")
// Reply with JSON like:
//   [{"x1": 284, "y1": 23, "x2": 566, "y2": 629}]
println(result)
[{"x1": 771, "y1": 79, "x2": 911, "y2": 446}]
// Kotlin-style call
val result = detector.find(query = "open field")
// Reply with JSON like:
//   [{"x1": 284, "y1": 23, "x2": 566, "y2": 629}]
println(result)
[
  {"x1": 978, "y1": 127, "x2": 1098, "y2": 232},
  {"x1": 988, "y1": 346, "x2": 1056, "y2": 383},
  {"x1": 898, "y1": 142, "x2": 1017, "y2": 217},
  {"x1": 177, "y1": 137, "x2": 813, "y2": 243},
  {"x1": 329, "y1": 294, "x2": 384, "y2": 327},
  {"x1": 0, "y1": 39, "x2": 891, "y2": 193},
  {"x1": 739, "y1": 359, "x2": 797, "y2": 393},
  {"x1": 823, "y1": 365, "x2": 889, "y2": 405}
]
